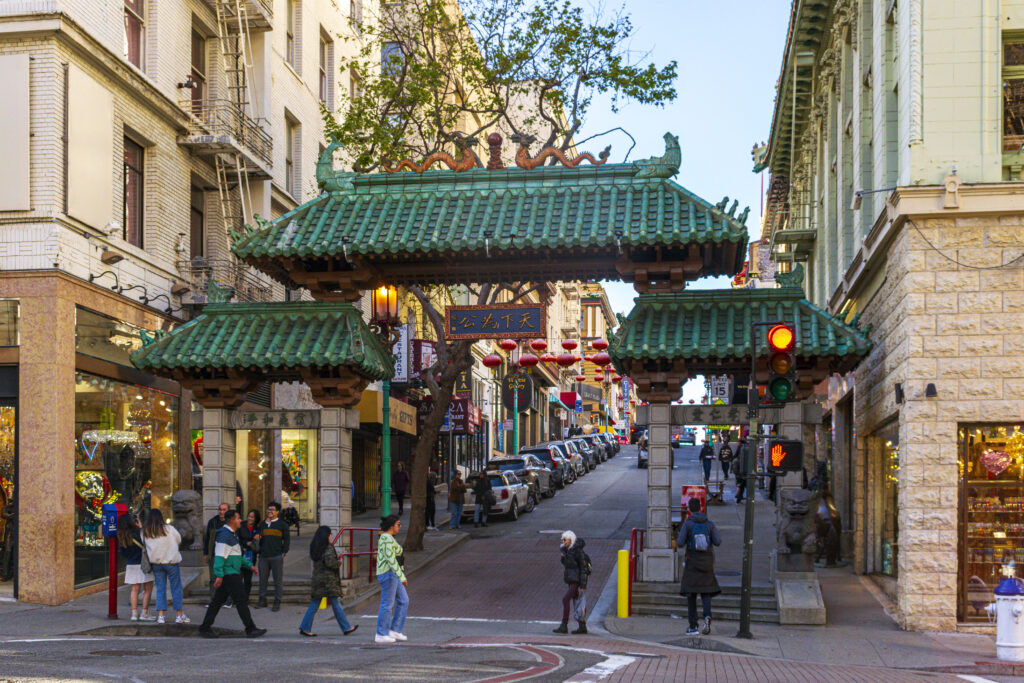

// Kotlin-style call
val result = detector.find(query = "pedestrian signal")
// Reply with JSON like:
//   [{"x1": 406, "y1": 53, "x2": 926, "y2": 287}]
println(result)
[
  {"x1": 766, "y1": 439, "x2": 803, "y2": 473},
  {"x1": 766, "y1": 323, "x2": 797, "y2": 402}
]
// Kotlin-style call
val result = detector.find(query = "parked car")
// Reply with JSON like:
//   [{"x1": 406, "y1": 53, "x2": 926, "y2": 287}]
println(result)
[
  {"x1": 616, "y1": 434, "x2": 629, "y2": 445},
  {"x1": 583, "y1": 433, "x2": 612, "y2": 460},
  {"x1": 489, "y1": 454, "x2": 555, "y2": 499},
  {"x1": 535, "y1": 440, "x2": 587, "y2": 477},
  {"x1": 552, "y1": 451, "x2": 578, "y2": 484},
  {"x1": 563, "y1": 439, "x2": 596, "y2": 472},
  {"x1": 600, "y1": 432, "x2": 620, "y2": 455},
  {"x1": 559, "y1": 440, "x2": 591, "y2": 474},
  {"x1": 630, "y1": 423, "x2": 648, "y2": 444},
  {"x1": 519, "y1": 445, "x2": 569, "y2": 488},
  {"x1": 680, "y1": 429, "x2": 696, "y2": 445},
  {"x1": 464, "y1": 471, "x2": 533, "y2": 520},
  {"x1": 637, "y1": 429, "x2": 649, "y2": 468}
]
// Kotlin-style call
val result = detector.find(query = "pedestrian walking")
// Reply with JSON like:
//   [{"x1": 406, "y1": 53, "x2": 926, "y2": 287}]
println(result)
[
  {"x1": 198, "y1": 510, "x2": 266, "y2": 639},
  {"x1": 472, "y1": 471, "x2": 492, "y2": 528},
  {"x1": 448, "y1": 471, "x2": 467, "y2": 529},
  {"x1": 553, "y1": 530, "x2": 590, "y2": 635},
  {"x1": 117, "y1": 512, "x2": 154, "y2": 622},
  {"x1": 203, "y1": 502, "x2": 229, "y2": 605},
  {"x1": 677, "y1": 497, "x2": 722, "y2": 636},
  {"x1": 374, "y1": 514, "x2": 409, "y2": 644},
  {"x1": 391, "y1": 461, "x2": 410, "y2": 516},
  {"x1": 717, "y1": 440, "x2": 734, "y2": 479},
  {"x1": 237, "y1": 509, "x2": 260, "y2": 599},
  {"x1": 734, "y1": 436, "x2": 749, "y2": 504},
  {"x1": 424, "y1": 468, "x2": 438, "y2": 530},
  {"x1": 698, "y1": 440, "x2": 715, "y2": 483},
  {"x1": 142, "y1": 508, "x2": 189, "y2": 625},
  {"x1": 298, "y1": 525, "x2": 359, "y2": 637},
  {"x1": 256, "y1": 501, "x2": 290, "y2": 611}
]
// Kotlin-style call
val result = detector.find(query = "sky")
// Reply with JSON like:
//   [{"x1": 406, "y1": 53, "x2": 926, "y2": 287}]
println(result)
[{"x1": 578, "y1": 0, "x2": 793, "y2": 403}]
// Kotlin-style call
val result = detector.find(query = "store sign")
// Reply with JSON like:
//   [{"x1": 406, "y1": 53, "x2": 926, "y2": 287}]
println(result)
[
  {"x1": 357, "y1": 391, "x2": 417, "y2": 436},
  {"x1": 502, "y1": 419, "x2": 513, "y2": 431},
  {"x1": 392, "y1": 324, "x2": 411, "y2": 383},
  {"x1": 227, "y1": 410, "x2": 321, "y2": 430},
  {"x1": 579, "y1": 384, "x2": 602, "y2": 403},
  {"x1": 444, "y1": 304, "x2": 546, "y2": 340},
  {"x1": 411, "y1": 339, "x2": 437, "y2": 379},
  {"x1": 440, "y1": 398, "x2": 476, "y2": 435},
  {"x1": 501, "y1": 373, "x2": 533, "y2": 413},
  {"x1": 454, "y1": 370, "x2": 472, "y2": 399}
]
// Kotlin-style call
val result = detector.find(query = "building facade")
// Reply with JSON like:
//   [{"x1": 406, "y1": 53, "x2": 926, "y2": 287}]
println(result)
[
  {"x1": 0, "y1": 0, "x2": 365, "y2": 603},
  {"x1": 757, "y1": 0, "x2": 1024, "y2": 631}
]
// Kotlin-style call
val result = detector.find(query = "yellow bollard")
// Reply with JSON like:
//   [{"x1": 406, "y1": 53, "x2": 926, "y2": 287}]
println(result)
[{"x1": 617, "y1": 548, "x2": 629, "y2": 618}]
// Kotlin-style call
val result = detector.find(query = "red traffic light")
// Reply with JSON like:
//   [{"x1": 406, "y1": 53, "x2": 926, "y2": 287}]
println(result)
[{"x1": 767, "y1": 324, "x2": 795, "y2": 352}]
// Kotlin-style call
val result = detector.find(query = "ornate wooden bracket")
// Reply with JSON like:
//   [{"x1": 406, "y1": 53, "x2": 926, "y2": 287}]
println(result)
[
  {"x1": 299, "y1": 367, "x2": 370, "y2": 408},
  {"x1": 172, "y1": 370, "x2": 259, "y2": 409},
  {"x1": 621, "y1": 358, "x2": 688, "y2": 403}
]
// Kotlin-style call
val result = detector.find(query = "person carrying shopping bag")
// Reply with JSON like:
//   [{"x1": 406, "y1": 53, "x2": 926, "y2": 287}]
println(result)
[
  {"x1": 298, "y1": 526, "x2": 359, "y2": 637},
  {"x1": 374, "y1": 514, "x2": 409, "y2": 644}
]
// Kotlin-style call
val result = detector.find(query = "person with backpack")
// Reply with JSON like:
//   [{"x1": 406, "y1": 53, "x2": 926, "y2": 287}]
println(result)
[
  {"x1": 717, "y1": 439, "x2": 734, "y2": 479},
  {"x1": 698, "y1": 440, "x2": 715, "y2": 483},
  {"x1": 677, "y1": 497, "x2": 722, "y2": 636},
  {"x1": 553, "y1": 530, "x2": 590, "y2": 635}
]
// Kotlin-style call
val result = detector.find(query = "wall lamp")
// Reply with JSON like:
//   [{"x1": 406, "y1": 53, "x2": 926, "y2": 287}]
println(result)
[
  {"x1": 925, "y1": 383, "x2": 938, "y2": 398},
  {"x1": 88, "y1": 270, "x2": 120, "y2": 290},
  {"x1": 851, "y1": 187, "x2": 897, "y2": 211}
]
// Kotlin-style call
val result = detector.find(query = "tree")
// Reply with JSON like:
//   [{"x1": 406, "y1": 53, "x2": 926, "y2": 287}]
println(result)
[
  {"x1": 327, "y1": 0, "x2": 677, "y2": 552},
  {"x1": 325, "y1": 0, "x2": 678, "y2": 170}
]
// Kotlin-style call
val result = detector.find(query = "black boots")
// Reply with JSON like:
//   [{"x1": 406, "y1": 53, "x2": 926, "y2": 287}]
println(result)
[
  {"x1": 552, "y1": 622, "x2": 568, "y2": 634},
  {"x1": 572, "y1": 621, "x2": 588, "y2": 634}
]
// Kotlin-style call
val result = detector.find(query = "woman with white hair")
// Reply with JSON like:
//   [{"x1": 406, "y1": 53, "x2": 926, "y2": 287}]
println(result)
[{"x1": 554, "y1": 530, "x2": 590, "y2": 634}]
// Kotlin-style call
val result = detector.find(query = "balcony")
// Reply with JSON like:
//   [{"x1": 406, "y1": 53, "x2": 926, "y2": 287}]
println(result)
[
  {"x1": 176, "y1": 258, "x2": 274, "y2": 304},
  {"x1": 202, "y1": 0, "x2": 273, "y2": 31},
  {"x1": 178, "y1": 98, "x2": 273, "y2": 178}
]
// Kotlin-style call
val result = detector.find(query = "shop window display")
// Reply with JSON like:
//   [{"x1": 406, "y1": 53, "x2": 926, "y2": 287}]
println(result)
[
  {"x1": 959, "y1": 423, "x2": 1024, "y2": 622},
  {"x1": 881, "y1": 435, "x2": 899, "y2": 577},
  {"x1": 0, "y1": 405, "x2": 15, "y2": 582},
  {"x1": 282, "y1": 429, "x2": 317, "y2": 521},
  {"x1": 74, "y1": 372, "x2": 178, "y2": 586}
]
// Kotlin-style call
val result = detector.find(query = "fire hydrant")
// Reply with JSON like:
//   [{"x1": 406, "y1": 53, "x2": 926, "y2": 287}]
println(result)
[{"x1": 986, "y1": 562, "x2": 1024, "y2": 662}]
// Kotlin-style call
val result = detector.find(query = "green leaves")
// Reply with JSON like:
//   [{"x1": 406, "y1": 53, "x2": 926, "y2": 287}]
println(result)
[{"x1": 324, "y1": 0, "x2": 677, "y2": 170}]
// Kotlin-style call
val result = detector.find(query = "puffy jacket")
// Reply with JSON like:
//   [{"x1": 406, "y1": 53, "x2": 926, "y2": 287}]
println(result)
[{"x1": 560, "y1": 539, "x2": 589, "y2": 588}]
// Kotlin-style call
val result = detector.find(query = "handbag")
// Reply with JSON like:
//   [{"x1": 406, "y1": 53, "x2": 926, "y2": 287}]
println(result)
[{"x1": 134, "y1": 538, "x2": 152, "y2": 574}]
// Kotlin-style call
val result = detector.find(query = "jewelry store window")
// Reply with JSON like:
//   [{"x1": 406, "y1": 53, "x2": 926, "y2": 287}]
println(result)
[
  {"x1": 74, "y1": 372, "x2": 178, "y2": 586},
  {"x1": 880, "y1": 428, "x2": 900, "y2": 577}
]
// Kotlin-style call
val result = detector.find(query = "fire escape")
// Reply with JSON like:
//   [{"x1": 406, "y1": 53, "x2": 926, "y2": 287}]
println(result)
[{"x1": 178, "y1": 0, "x2": 274, "y2": 303}]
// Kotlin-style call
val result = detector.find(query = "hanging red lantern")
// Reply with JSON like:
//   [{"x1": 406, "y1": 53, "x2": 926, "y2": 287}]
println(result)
[
  {"x1": 575, "y1": 374, "x2": 586, "y2": 382},
  {"x1": 584, "y1": 354, "x2": 595, "y2": 363},
  {"x1": 518, "y1": 353, "x2": 539, "y2": 368},
  {"x1": 592, "y1": 338, "x2": 609, "y2": 351},
  {"x1": 592, "y1": 351, "x2": 611, "y2": 366},
  {"x1": 482, "y1": 353, "x2": 502, "y2": 369},
  {"x1": 630, "y1": 398, "x2": 637, "y2": 405},
  {"x1": 689, "y1": 399, "x2": 695, "y2": 404},
  {"x1": 573, "y1": 354, "x2": 582, "y2": 364},
  {"x1": 607, "y1": 366, "x2": 616, "y2": 374},
  {"x1": 624, "y1": 410, "x2": 631, "y2": 415},
  {"x1": 594, "y1": 373, "x2": 605, "y2": 382},
  {"x1": 530, "y1": 339, "x2": 547, "y2": 352},
  {"x1": 499, "y1": 339, "x2": 517, "y2": 352},
  {"x1": 556, "y1": 352, "x2": 576, "y2": 367},
  {"x1": 612, "y1": 374, "x2": 623, "y2": 382},
  {"x1": 561, "y1": 339, "x2": 578, "y2": 351}
]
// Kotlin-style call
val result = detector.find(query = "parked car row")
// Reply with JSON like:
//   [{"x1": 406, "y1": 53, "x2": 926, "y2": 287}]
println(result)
[{"x1": 464, "y1": 433, "x2": 622, "y2": 522}]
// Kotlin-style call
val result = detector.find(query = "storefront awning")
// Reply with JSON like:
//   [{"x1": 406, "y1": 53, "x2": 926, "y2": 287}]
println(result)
[
  {"x1": 357, "y1": 390, "x2": 417, "y2": 436},
  {"x1": 548, "y1": 390, "x2": 571, "y2": 412}
]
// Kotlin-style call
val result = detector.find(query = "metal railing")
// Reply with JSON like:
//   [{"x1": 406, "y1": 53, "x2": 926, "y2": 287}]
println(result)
[
  {"x1": 182, "y1": 98, "x2": 272, "y2": 168},
  {"x1": 331, "y1": 526, "x2": 380, "y2": 584},
  {"x1": 176, "y1": 257, "x2": 273, "y2": 303},
  {"x1": 627, "y1": 527, "x2": 646, "y2": 616}
]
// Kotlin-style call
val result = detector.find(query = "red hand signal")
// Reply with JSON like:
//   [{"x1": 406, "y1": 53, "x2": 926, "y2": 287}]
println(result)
[{"x1": 771, "y1": 443, "x2": 785, "y2": 468}]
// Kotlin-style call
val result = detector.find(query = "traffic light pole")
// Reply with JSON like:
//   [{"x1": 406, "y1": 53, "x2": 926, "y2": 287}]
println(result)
[{"x1": 738, "y1": 320, "x2": 785, "y2": 639}]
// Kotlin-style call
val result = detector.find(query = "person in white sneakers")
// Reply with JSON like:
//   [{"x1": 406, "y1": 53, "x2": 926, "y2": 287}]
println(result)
[
  {"x1": 117, "y1": 513, "x2": 154, "y2": 622},
  {"x1": 142, "y1": 508, "x2": 190, "y2": 625},
  {"x1": 374, "y1": 514, "x2": 409, "y2": 644}
]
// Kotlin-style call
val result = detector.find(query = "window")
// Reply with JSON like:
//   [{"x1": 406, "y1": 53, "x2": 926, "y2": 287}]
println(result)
[
  {"x1": 123, "y1": 0, "x2": 144, "y2": 69},
  {"x1": 349, "y1": 0, "x2": 361, "y2": 25},
  {"x1": 190, "y1": 30, "x2": 206, "y2": 117},
  {"x1": 122, "y1": 137, "x2": 144, "y2": 248},
  {"x1": 285, "y1": 118, "x2": 299, "y2": 197},
  {"x1": 190, "y1": 185, "x2": 205, "y2": 258},
  {"x1": 286, "y1": 0, "x2": 299, "y2": 70},
  {"x1": 349, "y1": 68, "x2": 360, "y2": 101},
  {"x1": 319, "y1": 31, "x2": 332, "y2": 105},
  {"x1": 381, "y1": 41, "x2": 404, "y2": 79},
  {"x1": 1003, "y1": 40, "x2": 1024, "y2": 177}
]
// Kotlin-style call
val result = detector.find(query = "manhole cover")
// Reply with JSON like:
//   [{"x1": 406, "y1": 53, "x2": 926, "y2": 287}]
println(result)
[{"x1": 89, "y1": 650, "x2": 158, "y2": 657}]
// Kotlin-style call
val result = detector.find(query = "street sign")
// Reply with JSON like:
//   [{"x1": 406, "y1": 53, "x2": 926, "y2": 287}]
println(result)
[
  {"x1": 710, "y1": 375, "x2": 731, "y2": 404},
  {"x1": 501, "y1": 372, "x2": 533, "y2": 413},
  {"x1": 445, "y1": 304, "x2": 546, "y2": 340},
  {"x1": 575, "y1": 399, "x2": 583, "y2": 413}
]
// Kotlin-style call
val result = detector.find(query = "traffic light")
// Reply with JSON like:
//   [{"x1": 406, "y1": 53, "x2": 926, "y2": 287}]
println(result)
[
  {"x1": 766, "y1": 439, "x2": 804, "y2": 473},
  {"x1": 766, "y1": 323, "x2": 797, "y2": 402}
]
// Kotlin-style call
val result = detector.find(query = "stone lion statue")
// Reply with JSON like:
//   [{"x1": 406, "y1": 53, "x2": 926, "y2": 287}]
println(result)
[
  {"x1": 777, "y1": 488, "x2": 818, "y2": 556},
  {"x1": 170, "y1": 490, "x2": 204, "y2": 550}
]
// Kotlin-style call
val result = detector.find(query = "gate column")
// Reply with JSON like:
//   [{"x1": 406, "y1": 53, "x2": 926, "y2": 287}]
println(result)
[{"x1": 642, "y1": 402, "x2": 675, "y2": 581}]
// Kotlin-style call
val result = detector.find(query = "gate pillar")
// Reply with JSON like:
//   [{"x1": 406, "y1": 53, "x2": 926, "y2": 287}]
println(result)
[{"x1": 642, "y1": 402, "x2": 675, "y2": 581}]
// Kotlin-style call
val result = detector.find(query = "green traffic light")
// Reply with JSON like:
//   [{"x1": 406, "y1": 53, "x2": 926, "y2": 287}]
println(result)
[{"x1": 769, "y1": 377, "x2": 795, "y2": 401}]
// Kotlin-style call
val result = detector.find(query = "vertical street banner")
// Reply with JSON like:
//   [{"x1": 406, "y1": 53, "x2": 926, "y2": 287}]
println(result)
[
  {"x1": 411, "y1": 339, "x2": 437, "y2": 380},
  {"x1": 454, "y1": 370, "x2": 472, "y2": 399},
  {"x1": 392, "y1": 324, "x2": 411, "y2": 383}
]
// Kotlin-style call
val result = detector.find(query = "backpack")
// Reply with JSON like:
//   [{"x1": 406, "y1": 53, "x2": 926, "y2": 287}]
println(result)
[
  {"x1": 689, "y1": 520, "x2": 710, "y2": 552},
  {"x1": 581, "y1": 550, "x2": 593, "y2": 575}
]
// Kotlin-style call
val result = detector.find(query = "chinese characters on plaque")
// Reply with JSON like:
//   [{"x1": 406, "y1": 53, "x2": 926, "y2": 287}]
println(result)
[{"x1": 445, "y1": 304, "x2": 545, "y2": 340}]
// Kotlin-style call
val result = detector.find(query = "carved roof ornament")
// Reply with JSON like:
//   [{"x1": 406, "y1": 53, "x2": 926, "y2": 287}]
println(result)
[
  {"x1": 486, "y1": 132, "x2": 505, "y2": 170},
  {"x1": 206, "y1": 279, "x2": 235, "y2": 303},
  {"x1": 775, "y1": 263, "x2": 805, "y2": 288},
  {"x1": 511, "y1": 134, "x2": 611, "y2": 170},
  {"x1": 632, "y1": 132, "x2": 681, "y2": 179},
  {"x1": 382, "y1": 137, "x2": 477, "y2": 173}
]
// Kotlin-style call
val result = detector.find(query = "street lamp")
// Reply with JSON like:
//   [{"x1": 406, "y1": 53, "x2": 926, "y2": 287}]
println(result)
[{"x1": 370, "y1": 285, "x2": 401, "y2": 516}]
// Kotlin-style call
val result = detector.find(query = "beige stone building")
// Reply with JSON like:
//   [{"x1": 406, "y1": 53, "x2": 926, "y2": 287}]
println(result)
[
  {"x1": 757, "y1": 0, "x2": 1024, "y2": 631},
  {"x1": 0, "y1": 0, "x2": 366, "y2": 604}
]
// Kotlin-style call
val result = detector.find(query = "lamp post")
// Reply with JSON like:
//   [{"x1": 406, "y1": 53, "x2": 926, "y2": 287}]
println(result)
[{"x1": 370, "y1": 285, "x2": 400, "y2": 516}]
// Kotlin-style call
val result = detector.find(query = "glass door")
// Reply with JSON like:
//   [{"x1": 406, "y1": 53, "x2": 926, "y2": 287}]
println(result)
[{"x1": 0, "y1": 402, "x2": 15, "y2": 585}]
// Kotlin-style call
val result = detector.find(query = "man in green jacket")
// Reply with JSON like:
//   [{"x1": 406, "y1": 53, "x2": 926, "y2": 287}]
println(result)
[{"x1": 198, "y1": 510, "x2": 266, "y2": 638}]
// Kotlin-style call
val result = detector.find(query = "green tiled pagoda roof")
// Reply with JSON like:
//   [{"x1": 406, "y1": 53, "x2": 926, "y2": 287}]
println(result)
[
  {"x1": 131, "y1": 302, "x2": 393, "y2": 380},
  {"x1": 610, "y1": 287, "x2": 872, "y2": 370},
  {"x1": 229, "y1": 134, "x2": 751, "y2": 286}
]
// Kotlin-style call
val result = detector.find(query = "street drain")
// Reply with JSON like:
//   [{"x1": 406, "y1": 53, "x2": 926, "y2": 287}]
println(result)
[{"x1": 89, "y1": 650, "x2": 158, "y2": 657}]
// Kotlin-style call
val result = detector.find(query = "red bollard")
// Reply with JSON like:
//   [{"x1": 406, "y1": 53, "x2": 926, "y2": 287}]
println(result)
[{"x1": 108, "y1": 536, "x2": 118, "y2": 620}]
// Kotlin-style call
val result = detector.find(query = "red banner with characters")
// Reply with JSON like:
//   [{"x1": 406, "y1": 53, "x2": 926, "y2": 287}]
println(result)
[{"x1": 681, "y1": 484, "x2": 707, "y2": 521}]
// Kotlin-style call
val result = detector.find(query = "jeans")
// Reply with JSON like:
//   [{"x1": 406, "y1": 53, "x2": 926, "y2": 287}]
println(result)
[
  {"x1": 721, "y1": 461, "x2": 731, "y2": 479},
  {"x1": 376, "y1": 570, "x2": 409, "y2": 636},
  {"x1": 474, "y1": 503, "x2": 488, "y2": 524},
  {"x1": 449, "y1": 502, "x2": 463, "y2": 528},
  {"x1": 200, "y1": 574, "x2": 255, "y2": 633},
  {"x1": 701, "y1": 459, "x2": 712, "y2": 481},
  {"x1": 561, "y1": 583, "x2": 579, "y2": 623},
  {"x1": 300, "y1": 597, "x2": 352, "y2": 633},
  {"x1": 258, "y1": 555, "x2": 284, "y2": 603},
  {"x1": 687, "y1": 593, "x2": 713, "y2": 629},
  {"x1": 151, "y1": 563, "x2": 183, "y2": 612},
  {"x1": 425, "y1": 498, "x2": 436, "y2": 528}
]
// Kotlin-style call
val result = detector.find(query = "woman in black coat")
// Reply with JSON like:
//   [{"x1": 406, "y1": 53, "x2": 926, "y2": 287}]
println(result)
[
  {"x1": 553, "y1": 530, "x2": 588, "y2": 635},
  {"x1": 297, "y1": 526, "x2": 358, "y2": 637},
  {"x1": 677, "y1": 497, "x2": 722, "y2": 636}
]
